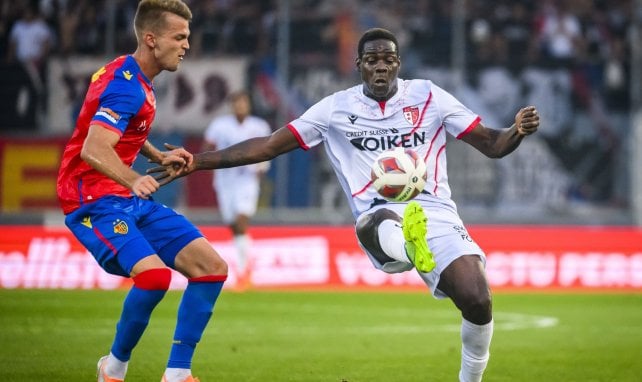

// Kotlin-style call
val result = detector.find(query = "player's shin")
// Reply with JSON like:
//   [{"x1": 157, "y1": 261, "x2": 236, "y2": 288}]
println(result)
[
  {"x1": 166, "y1": 275, "x2": 227, "y2": 373},
  {"x1": 377, "y1": 219, "x2": 408, "y2": 263},
  {"x1": 111, "y1": 268, "x2": 172, "y2": 366},
  {"x1": 459, "y1": 318, "x2": 494, "y2": 382}
]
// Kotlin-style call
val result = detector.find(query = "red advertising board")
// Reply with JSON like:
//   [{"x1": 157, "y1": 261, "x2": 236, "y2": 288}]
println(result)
[{"x1": 0, "y1": 225, "x2": 641, "y2": 291}]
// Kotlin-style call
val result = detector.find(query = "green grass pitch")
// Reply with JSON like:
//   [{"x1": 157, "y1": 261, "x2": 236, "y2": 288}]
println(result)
[{"x1": 1, "y1": 289, "x2": 641, "y2": 381}]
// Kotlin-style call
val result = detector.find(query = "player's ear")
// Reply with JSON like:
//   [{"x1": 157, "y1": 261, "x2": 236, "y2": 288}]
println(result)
[
  {"x1": 355, "y1": 57, "x2": 361, "y2": 72},
  {"x1": 143, "y1": 32, "x2": 155, "y2": 49}
]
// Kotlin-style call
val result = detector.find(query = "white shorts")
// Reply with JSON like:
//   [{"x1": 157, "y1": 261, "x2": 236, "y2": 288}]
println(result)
[
  {"x1": 214, "y1": 176, "x2": 260, "y2": 224},
  {"x1": 355, "y1": 199, "x2": 485, "y2": 299}
]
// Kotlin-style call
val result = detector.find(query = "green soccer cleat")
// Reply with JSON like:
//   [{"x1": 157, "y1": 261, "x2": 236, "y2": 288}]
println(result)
[{"x1": 402, "y1": 201, "x2": 436, "y2": 273}]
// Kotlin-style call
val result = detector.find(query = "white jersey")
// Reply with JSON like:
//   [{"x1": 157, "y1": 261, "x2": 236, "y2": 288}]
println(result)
[
  {"x1": 204, "y1": 114, "x2": 272, "y2": 188},
  {"x1": 288, "y1": 78, "x2": 480, "y2": 219}
]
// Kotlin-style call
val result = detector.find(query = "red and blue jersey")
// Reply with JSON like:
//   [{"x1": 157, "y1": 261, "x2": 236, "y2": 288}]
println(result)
[{"x1": 57, "y1": 55, "x2": 156, "y2": 214}]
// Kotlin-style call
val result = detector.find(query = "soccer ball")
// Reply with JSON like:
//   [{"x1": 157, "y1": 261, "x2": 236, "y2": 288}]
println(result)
[{"x1": 370, "y1": 147, "x2": 427, "y2": 202}]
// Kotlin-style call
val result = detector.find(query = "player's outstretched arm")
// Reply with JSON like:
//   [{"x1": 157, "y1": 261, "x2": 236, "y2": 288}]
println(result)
[
  {"x1": 149, "y1": 126, "x2": 300, "y2": 185},
  {"x1": 461, "y1": 105, "x2": 539, "y2": 158}
]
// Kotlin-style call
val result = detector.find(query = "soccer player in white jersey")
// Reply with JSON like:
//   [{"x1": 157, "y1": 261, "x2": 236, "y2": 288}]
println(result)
[
  {"x1": 152, "y1": 28, "x2": 539, "y2": 381},
  {"x1": 203, "y1": 91, "x2": 272, "y2": 289}
]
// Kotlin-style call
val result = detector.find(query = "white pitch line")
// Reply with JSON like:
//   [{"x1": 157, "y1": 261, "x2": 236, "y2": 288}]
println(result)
[{"x1": 339, "y1": 311, "x2": 559, "y2": 335}]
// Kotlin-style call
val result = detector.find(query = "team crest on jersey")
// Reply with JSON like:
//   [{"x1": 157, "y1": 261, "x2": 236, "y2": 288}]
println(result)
[
  {"x1": 403, "y1": 106, "x2": 419, "y2": 126},
  {"x1": 113, "y1": 219, "x2": 128, "y2": 235}
]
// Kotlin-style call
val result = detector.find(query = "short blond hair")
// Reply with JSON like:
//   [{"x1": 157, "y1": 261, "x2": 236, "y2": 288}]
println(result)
[{"x1": 134, "y1": 0, "x2": 192, "y2": 37}]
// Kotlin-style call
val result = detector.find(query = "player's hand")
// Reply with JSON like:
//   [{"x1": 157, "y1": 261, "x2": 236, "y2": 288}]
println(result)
[
  {"x1": 153, "y1": 143, "x2": 193, "y2": 169},
  {"x1": 147, "y1": 143, "x2": 196, "y2": 186},
  {"x1": 514, "y1": 106, "x2": 539, "y2": 137},
  {"x1": 147, "y1": 149, "x2": 196, "y2": 186},
  {"x1": 131, "y1": 175, "x2": 160, "y2": 199}
]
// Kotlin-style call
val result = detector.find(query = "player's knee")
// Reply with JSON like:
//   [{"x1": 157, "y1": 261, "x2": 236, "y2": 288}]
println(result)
[
  {"x1": 460, "y1": 290, "x2": 492, "y2": 324},
  {"x1": 355, "y1": 208, "x2": 399, "y2": 241},
  {"x1": 211, "y1": 257, "x2": 229, "y2": 276},
  {"x1": 193, "y1": 254, "x2": 229, "y2": 277},
  {"x1": 133, "y1": 268, "x2": 172, "y2": 290}
]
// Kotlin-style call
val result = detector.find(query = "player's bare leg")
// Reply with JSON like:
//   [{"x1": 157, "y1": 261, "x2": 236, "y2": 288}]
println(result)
[{"x1": 438, "y1": 256, "x2": 493, "y2": 382}]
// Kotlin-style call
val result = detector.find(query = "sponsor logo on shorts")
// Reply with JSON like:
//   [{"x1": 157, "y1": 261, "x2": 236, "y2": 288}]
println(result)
[
  {"x1": 113, "y1": 219, "x2": 128, "y2": 234},
  {"x1": 96, "y1": 107, "x2": 121, "y2": 124},
  {"x1": 81, "y1": 216, "x2": 92, "y2": 229},
  {"x1": 453, "y1": 225, "x2": 472, "y2": 242}
]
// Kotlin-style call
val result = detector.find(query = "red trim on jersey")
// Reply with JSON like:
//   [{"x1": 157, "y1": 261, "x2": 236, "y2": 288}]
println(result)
[
  {"x1": 351, "y1": 179, "x2": 374, "y2": 198},
  {"x1": 378, "y1": 101, "x2": 386, "y2": 114},
  {"x1": 286, "y1": 123, "x2": 310, "y2": 150},
  {"x1": 189, "y1": 274, "x2": 228, "y2": 283},
  {"x1": 424, "y1": 125, "x2": 443, "y2": 162},
  {"x1": 432, "y1": 144, "x2": 447, "y2": 195},
  {"x1": 456, "y1": 116, "x2": 481, "y2": 139},
  {"x1": 408, "y1": 91, "x2": 433, "y2": 136},
  {"x1": 93, "y1": 226, "x2": 117, "y2": 254}
]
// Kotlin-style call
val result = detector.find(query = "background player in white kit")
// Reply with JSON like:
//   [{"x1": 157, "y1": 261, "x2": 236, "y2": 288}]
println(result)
[
  {"x1": 153, "y1": 28, "x2": 539, "y2": 382},
  {"x1": 203, "y1": 91, "x2": 271, "y2": 289}
]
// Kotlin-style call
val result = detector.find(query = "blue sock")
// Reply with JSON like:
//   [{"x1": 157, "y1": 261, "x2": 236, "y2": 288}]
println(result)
[
  {"x1": 111, "y1": 286, "x2": 166, "y2": 361},
  {"x1": 167, "y1": 278, "x2": 224, "y2": 369}
]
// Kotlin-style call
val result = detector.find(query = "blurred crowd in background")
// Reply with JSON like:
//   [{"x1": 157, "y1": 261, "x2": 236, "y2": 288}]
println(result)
[{"x1": 0, "y1": 0, "x2": 637, "y2": 223}]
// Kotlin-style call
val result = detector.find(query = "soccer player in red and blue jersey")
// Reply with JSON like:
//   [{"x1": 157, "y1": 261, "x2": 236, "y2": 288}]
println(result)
[{"x1": 56, "y1": 1, "x2": 227, "y2": 381}]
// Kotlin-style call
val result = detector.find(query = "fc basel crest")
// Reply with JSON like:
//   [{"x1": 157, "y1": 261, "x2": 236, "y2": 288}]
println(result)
[
  {"x1": 113, "y1": 219, "x2": 129, "y2": 234},
  {"x1": 403, "y1": 106, "x2": 419, "y2": 126}
]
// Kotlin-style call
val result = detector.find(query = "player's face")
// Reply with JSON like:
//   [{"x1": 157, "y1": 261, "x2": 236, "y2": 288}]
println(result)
[
  {"x1": 154, "y1": 12, "x2": 190, "y2": 72},
  {"x1": 358, "y1": 39, "x2": 400, "y2": 101},
  {"x1": 232, "y1": 95, "x2": 251, "y2": 119}
]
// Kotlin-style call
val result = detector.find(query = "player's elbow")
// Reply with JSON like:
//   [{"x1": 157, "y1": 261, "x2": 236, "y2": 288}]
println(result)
[
  {"x1": 80, "y1": 144, "x2": 93, "y2": 163},
  {"x1": 80, "y1": 142, "x2": 102, "y2": 168}
]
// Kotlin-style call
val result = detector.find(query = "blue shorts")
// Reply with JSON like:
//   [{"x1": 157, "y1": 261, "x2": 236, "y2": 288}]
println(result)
[{"x1": 65, "y1": 195, "x2": 203, "y2": 277}]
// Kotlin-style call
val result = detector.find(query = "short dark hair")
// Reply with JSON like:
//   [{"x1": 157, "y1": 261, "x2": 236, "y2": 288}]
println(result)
[{"x1": 357, "y1": 28, "x2": 399, "y2": 58}]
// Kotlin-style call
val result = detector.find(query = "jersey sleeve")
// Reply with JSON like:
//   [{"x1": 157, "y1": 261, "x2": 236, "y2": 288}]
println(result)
[
  {"x1": 431, "y1": 84, "x2": 481, "y2": 139},
  {"x1": 287, "y1": 95, "x2": 334, "y2": 150},
  {"x1": 92, "y1": 75, "x2": 145, "y2": 135}
]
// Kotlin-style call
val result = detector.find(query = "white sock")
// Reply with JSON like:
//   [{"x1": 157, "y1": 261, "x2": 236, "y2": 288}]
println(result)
[
  {"x1": 105, "y1": 352, "x2": 128, "y2": 379},
  {"x1": 164, "y1": 367, "x2": 191, "y2": 381},
  {"x1": 234, "y1": 234, "x2": 250, "y2": 274},
  {"x1": 459, "y1": 318, "x2": 494, "y2": 382},
  {"x1": 377, "y1": 220, "x2": 409, "y2": 263}
]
